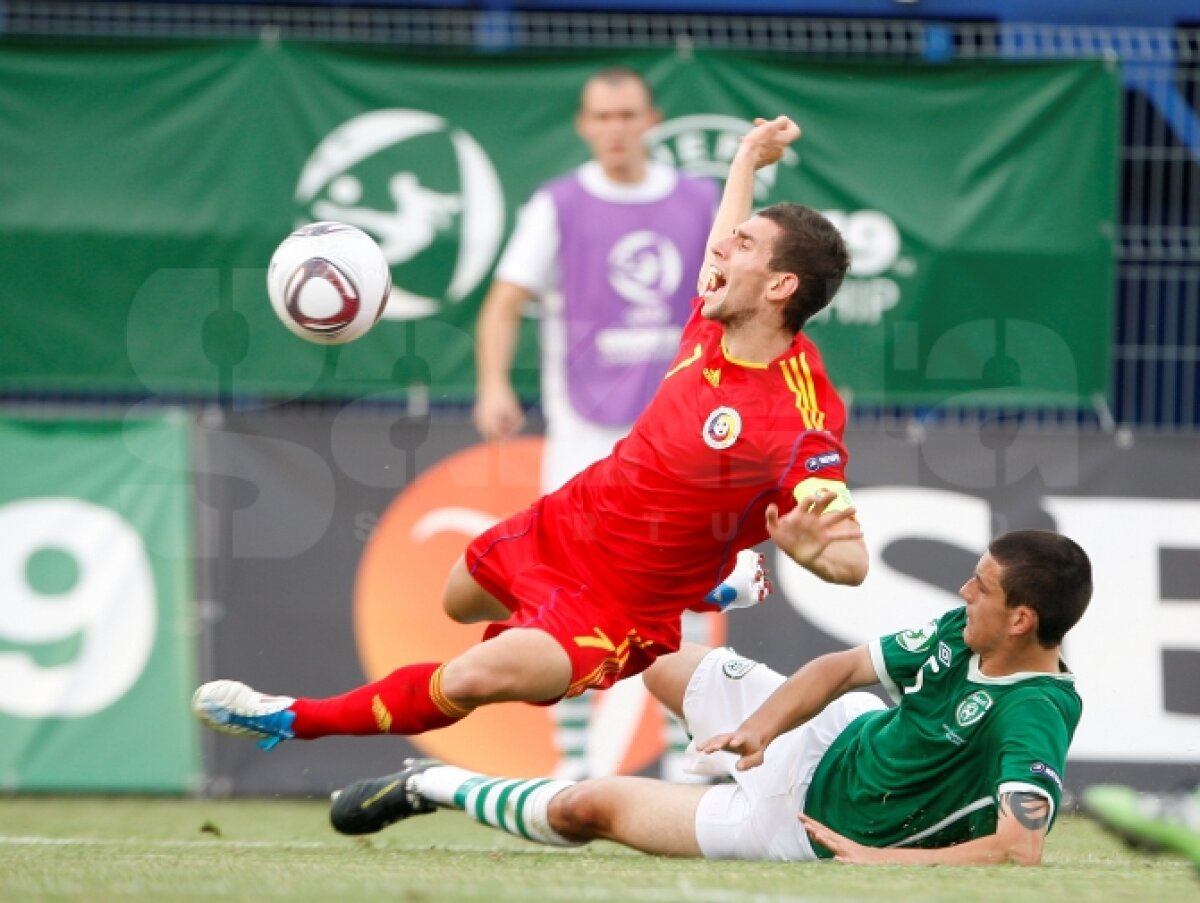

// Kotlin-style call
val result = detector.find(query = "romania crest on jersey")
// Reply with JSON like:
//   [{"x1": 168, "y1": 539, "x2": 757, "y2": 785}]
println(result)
[{"x1": 702, "y1": 406, "x2": 742, "y2": 450}]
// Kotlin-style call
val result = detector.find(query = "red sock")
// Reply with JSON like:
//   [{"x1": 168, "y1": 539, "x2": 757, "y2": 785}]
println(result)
[{"x1": 289, "y1": 662, "x2": 471, "y2": 739}]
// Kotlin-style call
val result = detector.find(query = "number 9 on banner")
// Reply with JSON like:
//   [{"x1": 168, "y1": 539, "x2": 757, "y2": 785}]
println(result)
[{"x1": 0, "y1": 499, "x2": 156, "y2": 717}]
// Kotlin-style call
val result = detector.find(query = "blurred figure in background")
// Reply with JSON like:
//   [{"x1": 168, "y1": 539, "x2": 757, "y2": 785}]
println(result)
[
  {"x1": 472, "y1": 66, "x2": 722, "y2": 782},
  {"x1": 1083, "y1": 784, "x2": 1200, "y2": 874}
]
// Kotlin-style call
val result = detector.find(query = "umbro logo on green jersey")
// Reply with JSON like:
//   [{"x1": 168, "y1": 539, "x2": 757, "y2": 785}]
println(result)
[
  {"x1": 955, "y1": 690, "x2": 993, "y2": 727},
  {"x1": 938, "y1": 642, "x2": 952, "y2": 667}
]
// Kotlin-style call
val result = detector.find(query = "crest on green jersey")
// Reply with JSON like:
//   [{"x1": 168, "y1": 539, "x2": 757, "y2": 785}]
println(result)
[
  {"x1": 896, "y1": 621, "x2": 938, "y2": 653},
  {"x1": 955, "y1": 690, "x2": 994, "y2": 727}
]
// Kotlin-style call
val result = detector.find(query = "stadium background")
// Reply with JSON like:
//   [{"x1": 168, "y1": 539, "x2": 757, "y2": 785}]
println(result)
[{"x1": 0, "y1": 0, "x2": 1196, "y2": 801}]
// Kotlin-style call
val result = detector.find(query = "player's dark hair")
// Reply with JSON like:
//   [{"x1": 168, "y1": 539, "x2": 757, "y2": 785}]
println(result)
[
  {"x1": 580, "y1": 67, "x2": 655, "y2": 109},
  {"x1": 757, "y1": 204, "x2": 851, "y2": 333},
  {"x1": 988, "y1": 530, "x2": 1092, "y2": 648}
]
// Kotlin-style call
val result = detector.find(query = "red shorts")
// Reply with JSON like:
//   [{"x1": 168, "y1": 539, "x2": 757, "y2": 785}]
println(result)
[{"x1": 465, "y1": 502, "x2": 670, "y2": 701}]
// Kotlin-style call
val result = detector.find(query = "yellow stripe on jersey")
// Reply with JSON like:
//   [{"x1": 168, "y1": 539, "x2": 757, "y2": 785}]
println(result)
[
  {"x1": 792, "y1": 477, "x2": 855, "y2": 514},
  {"x1": 664, "y1": 343, "x2": 703, "y2": 380},
  {"x1": 798, "y1": 354, "x2": 826, "y2": 430},
  {"x1": 778, "y1": 358, "x2": 806, "y2": 424},
  {"x1": 779, "y1": 353, "x2": 825, "y2": 430}
]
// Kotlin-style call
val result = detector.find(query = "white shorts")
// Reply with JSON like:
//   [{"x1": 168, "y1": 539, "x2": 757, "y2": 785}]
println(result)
[{"x1": 683, "y1": 647, "x2": 885, "y2": 861}]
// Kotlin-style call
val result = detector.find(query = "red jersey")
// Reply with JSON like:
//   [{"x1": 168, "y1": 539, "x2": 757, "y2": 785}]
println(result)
[{"x1": 538, "y1": 299, "x2": 848, "y2": 643}]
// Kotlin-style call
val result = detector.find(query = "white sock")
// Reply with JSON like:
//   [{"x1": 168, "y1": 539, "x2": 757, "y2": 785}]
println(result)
[
  {"x1": 414, "y1": 765, "x2": 479, "y2": 807},
  {"x1": 415, "y1": 767, "x2": 580, "y2": 847}
]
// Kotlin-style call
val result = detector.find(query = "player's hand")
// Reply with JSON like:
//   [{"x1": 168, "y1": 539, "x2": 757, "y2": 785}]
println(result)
[
  {"x1": 766, "y1": 494, "x2": 862, "y2": 571},
  {"x1": 473, "y1": 384, "x2": 525, "y2": 440},
  {"x1": 697, "y1": 729, "x2": 770, "y2": 771},
  {"x1": 739, "y1": 116, "x2": 801, "y2": 170},
  {"x1": 800, "y1": 814, "x2": 883, "y2": 864}
]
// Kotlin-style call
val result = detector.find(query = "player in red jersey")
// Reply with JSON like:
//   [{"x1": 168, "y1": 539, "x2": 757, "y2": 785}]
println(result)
[{"x1": 193, "y1": 116, "x2": 866, "y2": 748}]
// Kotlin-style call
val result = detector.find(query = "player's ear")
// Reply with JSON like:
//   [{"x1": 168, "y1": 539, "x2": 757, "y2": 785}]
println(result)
[
  {"x1": 1011, "y1": 604, "x2": 1039, "y2": 641},
  {"x1": 769, "y1": 272, "x2": 799, "y2": 300}
]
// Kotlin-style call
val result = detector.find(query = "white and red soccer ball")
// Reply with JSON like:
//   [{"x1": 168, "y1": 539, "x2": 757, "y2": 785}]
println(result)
[{"x1": 266, "y1": 222, "x2": 391, "y2": 345}]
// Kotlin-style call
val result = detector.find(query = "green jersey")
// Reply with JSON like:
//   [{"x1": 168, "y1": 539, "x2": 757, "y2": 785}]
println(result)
[{"x1": 803, "y1": 606, "x2": 1081, "y2": 855}]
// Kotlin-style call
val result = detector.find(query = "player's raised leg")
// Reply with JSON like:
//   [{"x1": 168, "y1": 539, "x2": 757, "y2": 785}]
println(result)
[{"x1": 194, "y1": 626, "x2": 571, "y2": 746}]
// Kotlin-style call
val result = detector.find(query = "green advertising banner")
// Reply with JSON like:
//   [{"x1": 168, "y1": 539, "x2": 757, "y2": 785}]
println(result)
[
  {"x1": 0, "y1": 414, "x2": 198, "y2": 791},
  {"x1": 0, "y1": 41, "x2": 1117, "y2": 406}
]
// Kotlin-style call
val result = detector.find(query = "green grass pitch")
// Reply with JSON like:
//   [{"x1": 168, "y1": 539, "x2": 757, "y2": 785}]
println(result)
[{"x1": 1, "y1": 797, "x2": 1195, "y2": 902}]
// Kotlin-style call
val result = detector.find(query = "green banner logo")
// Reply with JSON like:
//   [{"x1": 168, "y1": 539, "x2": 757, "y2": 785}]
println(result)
[{"x1": 295, "y1": 109, "x2": 505, "y2": 320}]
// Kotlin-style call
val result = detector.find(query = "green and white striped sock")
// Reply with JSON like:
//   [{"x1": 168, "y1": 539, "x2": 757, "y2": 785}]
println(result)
[
  {"x1": 551, "y1": 692, "x2": 593, "y2": 780},
  {"x1": 414, "y1": 766, "x2": 580, "y2": 847}
]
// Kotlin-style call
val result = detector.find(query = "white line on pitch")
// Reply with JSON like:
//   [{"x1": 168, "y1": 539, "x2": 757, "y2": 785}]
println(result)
[
  {"x1": 0, "y1": 836, "x2": 577, "y2": 854},
  {"x1": 0, "y1": 836, "x2": 340, "y2": 850}
]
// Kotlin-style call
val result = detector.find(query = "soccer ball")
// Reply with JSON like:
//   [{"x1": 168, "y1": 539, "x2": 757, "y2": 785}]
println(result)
[{"x1": 266, "y1": 222, "x2": 392, "y2": 345}]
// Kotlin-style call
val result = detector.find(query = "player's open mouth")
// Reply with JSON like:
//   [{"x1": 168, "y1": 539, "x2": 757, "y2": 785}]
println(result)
[{"x1": 705, "y1": 266, "x2": 726, "y2": 295}]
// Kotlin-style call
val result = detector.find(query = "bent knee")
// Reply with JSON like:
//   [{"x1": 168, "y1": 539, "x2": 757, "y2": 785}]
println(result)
[
  {"x1": 548, "y1": 781, "x2": 618, "y2": 840},
  {"x1": 438, "y1": 660, "x2": 509, "y2": 707}
]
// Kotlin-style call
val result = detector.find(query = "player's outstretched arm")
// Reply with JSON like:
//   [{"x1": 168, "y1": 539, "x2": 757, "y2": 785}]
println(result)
[
  {"x1": 697, "y1": 645, "x2": 877, "y2": 771},
  {"x1": 697, "y1": 116, "x2": 801, "y2": 295},
  {"x1": 799, "y1": 790, "x2": 1050, "y2": 866},
  {"x1": 766, "y1": 490, "x2": 868, "y2": 586}
]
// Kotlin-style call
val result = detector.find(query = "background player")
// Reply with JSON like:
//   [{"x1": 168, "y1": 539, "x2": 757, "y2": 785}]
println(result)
[
  {"x1": 1083, "y1": 783, "x2": 1200, "y2": 873},
  {"x1": 193, "y1": 115, "x2": 865, "y2": 754},
  {"x1": 331, "y1": 530, "x2": 1092, "y2": 868},
  {"x1": 473, "y1": 67, "x2": 723, "y2": 781}
]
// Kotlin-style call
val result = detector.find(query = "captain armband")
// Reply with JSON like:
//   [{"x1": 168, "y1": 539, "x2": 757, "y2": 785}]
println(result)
[{"x1": 792, "y1": 477, "x2": 855, "y2": 514}]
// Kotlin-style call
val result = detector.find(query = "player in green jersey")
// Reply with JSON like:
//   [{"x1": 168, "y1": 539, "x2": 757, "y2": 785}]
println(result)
[{"x1": 329, "y1": 529, "x2": 1091, "y2": 866}]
